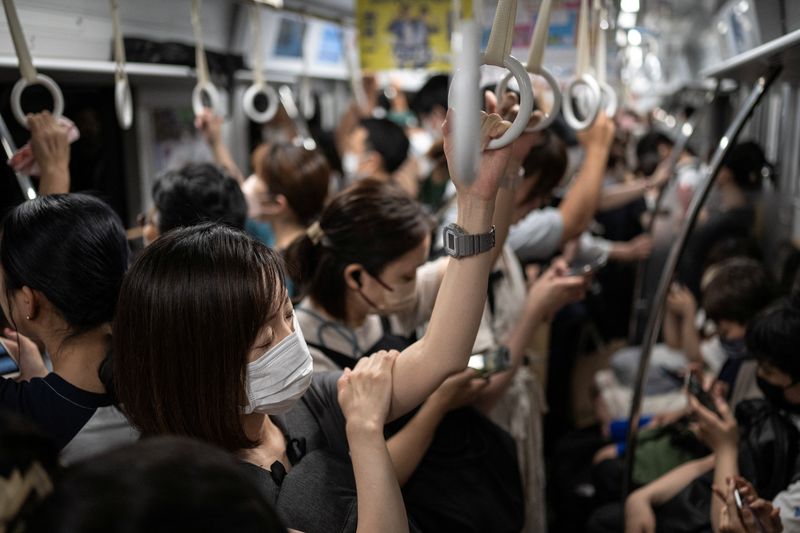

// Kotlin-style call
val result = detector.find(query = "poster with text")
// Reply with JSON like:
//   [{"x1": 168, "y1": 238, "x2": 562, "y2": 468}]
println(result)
[{"x1": 356, "y1": 0, "x2": 471, "y2": 71}]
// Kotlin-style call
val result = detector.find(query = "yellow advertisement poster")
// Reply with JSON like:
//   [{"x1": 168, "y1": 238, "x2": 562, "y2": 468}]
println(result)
[{"x1": 356, "y1": 0, "x2": 472, "y2": 72}]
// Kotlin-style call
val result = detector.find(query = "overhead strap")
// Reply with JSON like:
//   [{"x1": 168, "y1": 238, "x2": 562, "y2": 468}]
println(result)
[
  {"x1": 484, "y1": 0, "x2": 517, "y2": 67},
  {"x1": 250, "y1": 4, "x2": 265, "y2": 87},
  {"x1": 342, "y1": 27, "x2": 368, "y2": 112},
  {"x1": 594, "y1": 1, "x2": 607, "y2": 84},
  {"x1": 575, "y1": 0, "x2": 591, "y2": 76},
  {"x1": 190, "y1": 0, "x2": 210, "y2": 88},
  {"x1": 110, "y1": 0, "x2": 127, "y2": 83},
  {"x1": 2, "y1": 0, "x2": 35, "y2": 82},
  {"x1": 527, "y1": 0, "x2": 553, "y2": 70}
]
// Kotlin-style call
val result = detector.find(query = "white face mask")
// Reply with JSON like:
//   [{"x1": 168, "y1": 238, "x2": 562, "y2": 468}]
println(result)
[
  {"x1": 342, "y1": 152, "x2": 362, "y2": 181},
  {"x1": 244, "y1": 316, "x2": 313, "y2": 415},
  {"x1": 382, "y1": 278, "x2": 417, "y2": 314}
]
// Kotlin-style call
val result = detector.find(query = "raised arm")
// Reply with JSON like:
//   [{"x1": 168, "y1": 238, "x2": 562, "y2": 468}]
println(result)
[
  {"x1": 558, "y1": 113, "x2": 615, "y2": 244},
  {"x1": 28, "y1": 112, "x2": 70, "y2": 195},
  {"x1": 196, "y1": 109, "x2": 245, "y2": 184},
  {"x1": 388, "y1": 109, "x2": 512, "y2": 420}
]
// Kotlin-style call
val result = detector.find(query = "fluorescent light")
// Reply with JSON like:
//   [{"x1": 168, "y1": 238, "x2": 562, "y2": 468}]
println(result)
[
  {"x1": 627, "y1": 29, "x2": 642, "y2": 46},
  {"x1": 621, "y1": 0, "x2": 640, "y2": 13},
  {"x1": 618, "y1": 11, "x2": 637, "y2": 29},
  {"x1": 616, "y1": 29, "x2": 628, "y2": 47}
]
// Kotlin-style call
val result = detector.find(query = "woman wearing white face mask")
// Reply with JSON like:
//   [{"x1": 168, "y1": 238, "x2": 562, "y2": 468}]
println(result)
[{"x1": 113, "y1": 109, "x2": 516, "y2": 533}]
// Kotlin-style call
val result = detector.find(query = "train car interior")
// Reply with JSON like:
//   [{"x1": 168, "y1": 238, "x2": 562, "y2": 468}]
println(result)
[{"x1": 1, "y1": 1, "x2": 799, "y2": 532}]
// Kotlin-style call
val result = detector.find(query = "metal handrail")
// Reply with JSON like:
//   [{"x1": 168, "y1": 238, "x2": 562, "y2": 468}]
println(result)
[{"x1": 621, "y1": 67, "x2": 782, "y2": 506}]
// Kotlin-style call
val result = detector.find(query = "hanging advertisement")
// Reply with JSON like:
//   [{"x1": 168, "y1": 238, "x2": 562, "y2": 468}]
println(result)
[{"x1": 356, "y1": 0, "x2": 472, "y2": 71}]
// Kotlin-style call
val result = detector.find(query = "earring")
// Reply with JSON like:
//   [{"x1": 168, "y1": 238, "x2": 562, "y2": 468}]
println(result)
[{"x1": 26, "y1": 315, "x2": 31, "y2": 320}]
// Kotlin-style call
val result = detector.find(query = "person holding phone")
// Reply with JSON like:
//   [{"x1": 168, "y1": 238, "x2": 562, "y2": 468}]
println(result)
[{"x1": 0, "y1": 194, "x2": 137, "y2": 463}]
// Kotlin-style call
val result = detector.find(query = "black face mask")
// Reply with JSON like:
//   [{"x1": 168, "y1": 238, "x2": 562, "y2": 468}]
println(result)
[{"x1": 757, "y1": 377, "x2": 800, "y2": 415}]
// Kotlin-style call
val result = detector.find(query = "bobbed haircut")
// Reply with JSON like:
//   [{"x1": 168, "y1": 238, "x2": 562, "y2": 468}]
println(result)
[
  {"x1": 702, "y1": 257, "x2": 773, "y2": 325},
  {"x1": 285, "y1": 179, "x2": 433, "y2": 321},
  {"x1": 113, "y1": 224, "x2": 286, "y2": 452},
  {"x1": 1, "y1": 194, "x2": 129, "y2": 334},
  {"x1": 152, "y1": 163, "x2": 247, "y2": 233},
  {"x1": 360, "y1": 118, "x2": 410, "y2": 174},
  {"x1": 746, "y1": 295, "x2": 800, "y2": 382},
  {"x1": 260, "y1": 142, "x2": 330, "y2": 226},
  {"x1": 28, "y1": 436, "x2": 287, "y2": 533}
]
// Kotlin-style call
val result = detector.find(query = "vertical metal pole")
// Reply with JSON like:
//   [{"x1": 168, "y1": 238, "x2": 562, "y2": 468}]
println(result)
[
  {"x1": 0, "y1": 112, "x2": 35, "y2": 199},
  {"x1": 628, "y1": 91, "x2": 716, "y2": 343},
  {"x1": 621, "y1": 67, "x2": 781, "y2": 505}
]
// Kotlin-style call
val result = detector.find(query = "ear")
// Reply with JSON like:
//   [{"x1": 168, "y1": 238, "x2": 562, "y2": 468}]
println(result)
[
  {"x1": 262, "y1": 194, "x2": 289, "y2": 217},
  {"x1": 13, "y1": 286, "x2": 38, "y2": 322},
  {"x1": 343, "y1": 264, "x2": 364, "y2": 291},
  {"x1": 362, "y1": 151, "x2": 384, "y2": 176}
]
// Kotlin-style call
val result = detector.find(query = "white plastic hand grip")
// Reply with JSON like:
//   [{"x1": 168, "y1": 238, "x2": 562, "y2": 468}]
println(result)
[
  {"x1": 599, "y1": 81, "x2": 618, "y2": 118},
  {"x1": 115, "y1": 77, "x2": 133, "y2": 130},
  {"x1": 11, "y1": 74, "x2": 64, "y2": 129},
  {"x1": 449, "y1": 54, "x2": 533, "y2": 150},
  {"x1": 495, "y1": 64, "x2": 562, "y2": 132},
  {"x1": 243, "y1": 82, "x2": 279, "y2": 124},
  {"x1": 562, "y1": 74, "x2": 602, "y2": 132},
  {"x1": 192, "y1": 82, "x2": 222, "y2": 117}
]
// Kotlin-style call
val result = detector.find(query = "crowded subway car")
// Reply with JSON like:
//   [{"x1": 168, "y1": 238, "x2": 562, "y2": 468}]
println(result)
[{"x1": 0, "y1": 0, "x2": 798, "y2": 531}]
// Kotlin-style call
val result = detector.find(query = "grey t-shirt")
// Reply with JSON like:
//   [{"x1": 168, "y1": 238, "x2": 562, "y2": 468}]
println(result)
[
  {"x1": 240, "y1": 372, "x2": 420, "y2": 533},
  {"x1": 507, "y1": 207, "x2": 565, "y2": 262}
]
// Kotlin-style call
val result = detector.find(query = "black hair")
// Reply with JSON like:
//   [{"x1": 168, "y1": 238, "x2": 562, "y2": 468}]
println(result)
[
  {"x1": 410, "y1": 74, "x2": 450, "y2": 118},
  {"x1": 1, "y1": 194, "x2": 129, "y2": 335},
  {"x1": 28, "y1": 436, "x2": 287, "y2": 533},
  {"x1": 359, "y1": 118, "x2": 410, "y2": 174},
  {"x1": 702, "y1": 257, "x2": 772, "y2": 325},
  {"x1": 0, "y1": 409, "x2": 60, "y2": 533},
  {"x1": 152, "y1": 163, "x2": 247, "y2": 233},
  {"x1": 635, "y1": 131, "x2": 673, "y2": 175},
  {"x1": 720, "y1": 141, "x2": 771, "y2": 191},
  {"x1": 746, "y1": 296, "x2": 800, "y2": 382},
  {"x1": 285, "y1": 179, "x2": 433, "y2": 321},
  {"x1": 520, "y1": 131, "x2": 568, "y2": 202}
]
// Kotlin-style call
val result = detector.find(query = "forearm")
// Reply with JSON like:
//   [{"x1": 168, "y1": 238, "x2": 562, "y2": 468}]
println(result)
[
  {"x1": 636, "y1": 454, "x2": 715, "y2": 507},
  {"x1": 663, "y1": 313, "x2": 681, "y2": 350},
  {"x1": 390, "y1": 196, "x2": 495, "y2": 419},
  {"x1": 347, "y1": 424, "x2": 408, "y2": 533},
  {"x1": 491, "y1": 160, "x2": 522, "y2": 264},
  {"x1": 211, "y1": 143, "x2": 245, "y2": 184},
  {"x1": 681, "y1": 318, "x2": 702, "y2": 363},
  {"x1": 475, "y1": 297, "x2": 546, "y2": 413},
  {"x1": 559, "y1": 145, "x2": 611, "y2": 243},
  {"x1": 386, "y1": 400, "x2": 447, "y2": 486},
  {"x1": 38, "y1": 165, "x2": 70, "y2": 195},
  {"x1": 711, "y1": 446, "x2": 739, "y2": 532},
  {"x1": 598, "y1": 180, "x2": 650, "y2": 212}
]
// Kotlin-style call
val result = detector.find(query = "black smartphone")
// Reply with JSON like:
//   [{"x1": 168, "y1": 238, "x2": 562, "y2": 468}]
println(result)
[
  {"x1": 687, "y1": 373, "x2": 722, "y2": 419},
  {"x1": 567, "y1": 257, "x2": 606, "y2": 277},
  {"x1": 0, "y1": 339, "x2": 19, "y2": 376}
]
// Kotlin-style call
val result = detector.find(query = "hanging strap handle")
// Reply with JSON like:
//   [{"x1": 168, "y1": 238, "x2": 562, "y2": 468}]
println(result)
[
  {"x1": 109, "y1": 0, "x2": 133, "y2": 129},
  {"x1": 576, "y1": 0, "x2": 591, "y2": 76},
  {"x1": 342, "y1": 26, "x2": 368, "y2": 113},
  {"x1": 3, "y1": 0, "x2": 64, "y2": 128},
  {"x1": 494, "y1": 0, "x2": 560, "y2": 132},
  {"x1": 242, "y1": 3, "x2": 278, "y2": 123},
  {"x1": 527, "y1": 0, "x2": 552, "y2": 70},
  {"x1": 190, "y1": 0, "x2": 222, "y2": 116},
  {"x1": 593, "y1": 2, "x2": 618, "y2": 116},
  {"x1": 484, "y1": 0, "x2": 517, "y2": 67}
]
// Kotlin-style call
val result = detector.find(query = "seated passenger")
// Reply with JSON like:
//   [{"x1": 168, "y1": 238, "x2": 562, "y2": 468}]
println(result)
[
  {"x1": 112, "y1": 110, "x2": 515, "y2": 533},
  {"x1": 0, "y1": 194, "x2": 136, "y2": 462}
]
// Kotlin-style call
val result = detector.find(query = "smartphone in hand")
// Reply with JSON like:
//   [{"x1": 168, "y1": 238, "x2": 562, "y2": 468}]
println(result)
[{"x1": 687, "y1": 373, "x2": 722, "y2": 419}]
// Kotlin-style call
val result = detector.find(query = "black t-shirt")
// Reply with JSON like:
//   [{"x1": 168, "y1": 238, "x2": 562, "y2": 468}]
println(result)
[
  {"x1": 0, "y1": 372, "x2": 114, "y2": 449},
  {"x1": 240, "y1": 372, "x2": 421, "y2": 533}
]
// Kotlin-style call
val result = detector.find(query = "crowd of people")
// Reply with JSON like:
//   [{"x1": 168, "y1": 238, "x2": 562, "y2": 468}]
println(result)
[{"x1": 0, "y1": 71, "x2": 795, "y2": 533}]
